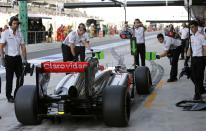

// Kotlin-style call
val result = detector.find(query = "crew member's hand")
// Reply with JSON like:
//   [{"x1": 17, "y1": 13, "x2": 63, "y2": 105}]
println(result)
[
  {"x1": 1, "y1": 58, "x2": 5, "y2": 67},
  {"x1": 73, "y1": 55, "x2": 78, "y2": 62},
  {"x1": 184, "y1": 56, "x2": 190, "y2": 67},
  {"x1": 22, "y1": 59, "x2": 28, "y2": 65},
  {"x1": 156, "y1": 55, "x2": 160, "y2": 59}
]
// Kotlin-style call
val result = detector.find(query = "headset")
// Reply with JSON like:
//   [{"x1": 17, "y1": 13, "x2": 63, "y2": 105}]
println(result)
[{"x1": 9, "y1": 16, "x2": 19, "y2": 26}]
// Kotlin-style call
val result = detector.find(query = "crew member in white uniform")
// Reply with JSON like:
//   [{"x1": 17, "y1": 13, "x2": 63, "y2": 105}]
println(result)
[
  {"x1": 0, "y1": 16, "x2": 27, "y2": 103},
  {"x1": 61, "y1": 23, "x2": 90, "y2": 62},
  {"x1": 133, "y1": 18, "x2": 145, "y2": 66},
  {"x1": 179, "y1": 23, "x2": 189, "y2": 59},
  {"x1": 156, "y1": 33, "x2": 182, "y2": 82},
  {"x1": 188, "y1": 20, "x2": 206, "y2": 100}
]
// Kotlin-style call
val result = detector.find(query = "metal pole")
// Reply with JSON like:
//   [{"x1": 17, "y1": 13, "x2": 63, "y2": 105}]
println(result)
[
  {"x1": 187, "y1": 0, "x2": 192, "y2": 55},
  {"x1": 19, "y1": 0, "x2": 28, "y2": 44},
  {"x1": 124, "y1": 6, "x2": 126, "y2": 23},
  {"x1": 188, "y1": 0, "x2": 190, "y2": 42},
  {"x1": 109, "y1": 0, "x2": 127, "y2": 22}
]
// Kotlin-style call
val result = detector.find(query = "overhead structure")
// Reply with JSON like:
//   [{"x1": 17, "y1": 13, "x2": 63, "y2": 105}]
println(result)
[
  {"x1": 64, "y1": 1, "x2": 185, "y2": 8},
  {"x1": 146, "y1": 20, "x2": 189, "y2": 23},
  {"x1": 189, "y1": 0, "x2": 206, "y2": 21},
  {"x1": 64, "y1": 0, "x2": 206, "y2": 21}
]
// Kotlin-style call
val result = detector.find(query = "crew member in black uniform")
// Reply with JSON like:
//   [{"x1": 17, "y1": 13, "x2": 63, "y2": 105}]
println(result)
[
  {"x1": 133, "y1": 19, "x2": 145, "y2": 66},
  {"x1": 156, "y1": 33, "x2": 182, "y2": 82},
  {"x1": 0, "y1": 16, "x2": 27, "y2": 103},
  {"x1": 187, "y1": 20, "x2": 206, "y2": 100},
  {"x1": 61, "y1": 23, "x2": 90, "y2": 62}
]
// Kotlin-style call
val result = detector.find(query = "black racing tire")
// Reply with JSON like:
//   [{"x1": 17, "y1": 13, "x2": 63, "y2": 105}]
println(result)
[
  {"x1": 135, "y1": 66, "x2": 152, "y2": 95},
  {"x1": 103, "y1": 85, "x2": 130, "y2": 127},
  {"x1": 15, "y1": 85, "x2": 41, "y2": 125}
]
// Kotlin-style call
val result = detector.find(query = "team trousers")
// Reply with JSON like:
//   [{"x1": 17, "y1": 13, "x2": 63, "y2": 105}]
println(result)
[
  {"x1": 134, "y1": 43, "x2": 145, "y2": 66},
  {"x1": 61, "y1": 44, "x2": 85, "y2": 62},
  {"x1": 5, "y1": 55, "x2": 23, "y2": 99},
  {"x1": 168, "y1": 46, "x2": 182, "y2": 79},
  {"x1": 191, "y1": 57, "x2": 205, "y2": 96}
]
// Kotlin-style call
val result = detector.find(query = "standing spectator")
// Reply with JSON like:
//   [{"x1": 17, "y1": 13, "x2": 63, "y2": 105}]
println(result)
[
  {"x1": 0, "y1": 16, "x2": 27, "y2": 103},
  {"x1": 179, "y1": 23, "x2": 189, "y2": 60},
  {"x1": 133, "y1": 18, "x2": 146, "y2": 66},
  {"x1": 48, "y1": 24, "x2": 53, "y2": 43}
]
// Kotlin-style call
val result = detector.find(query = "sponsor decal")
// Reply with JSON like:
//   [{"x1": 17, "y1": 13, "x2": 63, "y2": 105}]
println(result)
[{"x1": 41, "y1": 62, "x2": 89, "y2": 73}]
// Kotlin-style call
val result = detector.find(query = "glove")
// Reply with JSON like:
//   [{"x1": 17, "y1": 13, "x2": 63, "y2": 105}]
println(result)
[
  {"x1": 156, "y1": 55, "x2": 160, "y2": 59},
  {"x1": 184, "y1": 56, "x2": 190, "y2": 67},
  {"x1": 1, "y1": 57, "x2": 5, "y2": 67},
  {"x1": 73, "y1": 55, "x2": 78, "y2": 62},
  {"x1": 22, "y1": 59, "x2": 28, "y2": 65}
]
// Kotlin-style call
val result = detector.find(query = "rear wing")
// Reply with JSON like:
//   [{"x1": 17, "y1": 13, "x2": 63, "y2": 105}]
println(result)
[{"x1": 40, "y1": 62, "x2": 89, "y2": 73}]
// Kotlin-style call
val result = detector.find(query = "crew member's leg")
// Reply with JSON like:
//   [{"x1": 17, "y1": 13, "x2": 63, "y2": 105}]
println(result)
[
  {"x1": 61, "y1": 44, "x2": 73, "y2": 61},
  {"x1": 14, "y1": 56, "x2": 23, "y2": 97},
  {"x1": 135, "y1": 44, "x2": 140, "y2": 66},
  {"x1": 139, "y1": 43, "x2": 145, "y2": 66},
  {"x1": 79, "y1": 46, "x2": 85, "y2": 61},
  {"x1": 191, "y1": 57, "x2": 204, "y2": 100},
  {"x1": 169, "y1": 46, "x2": 181, "y2": 81},
  {"x1": 5, "y1": 55, "x2": 15, "y2": 102},
  {"x1": 180, "y1": 39, "x2": 186, "y2": 59}
]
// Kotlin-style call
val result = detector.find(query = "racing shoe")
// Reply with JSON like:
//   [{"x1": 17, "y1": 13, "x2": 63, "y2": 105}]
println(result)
[
  {"x1": 200, "y1": 89, "x2": 206, "y2": 95},
  {"x1": 7, "y1": 97, "x2": 14, "y2": 103},
  {"x1": 167, "y1": 78, "x2": 177, "y2": 82},
  {"x1": 193, "y1": 94, "x2": 202, "y2": 101}
]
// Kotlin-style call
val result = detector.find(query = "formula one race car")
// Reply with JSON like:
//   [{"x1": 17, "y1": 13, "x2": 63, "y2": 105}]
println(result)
[{"x1": 14, "y1": 51, "x2": 152, "y2": 127}]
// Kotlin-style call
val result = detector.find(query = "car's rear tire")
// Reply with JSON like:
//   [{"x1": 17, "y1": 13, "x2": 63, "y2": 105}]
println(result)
[
  {"x1": 135, "y1": 66, "x2": 152, "y2": 95},
  {"x1": 103, "y1": 85, "x2": 130, "y2": 127},
  {"x1": 15, "y1": 85, "x2": 41, "y2": 125}
]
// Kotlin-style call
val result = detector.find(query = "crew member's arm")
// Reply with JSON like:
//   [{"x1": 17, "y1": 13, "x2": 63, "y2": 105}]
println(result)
[
  {"x1": 82, "y1": 41, "x2": 90, "y2": 48},
  {"x1": 157, "y1": 37, "x2": 171, "y2": 59},
  {"x1": 20, "y1": 44, "x2": 27, "y2": 62},
  {"x1": 82, "y1": 32, "x2": 90, "y2": 48},
  {"x1": 202, "y1": 35, "x2": 206, "y2": 56},
  {"x1": 158, "y1": 50, "x2": 168, "y2": 58},
  {"x1": 0, "y1": 32, "x2": 6, "y2": 66},
  {"x1": 0, "y1": 44, "x2": 5, "y2": 58},
  {"x1": 19, "y1": 33, "x2": 27, "y2": 63},
  {"x1": 68, "y1": 32, "x2": 76, "y2": 57}
]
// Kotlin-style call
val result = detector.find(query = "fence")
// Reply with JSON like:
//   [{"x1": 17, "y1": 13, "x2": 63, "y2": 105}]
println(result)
[{"x1": 28, "y1": 31, "x2": 53, "y2": 44}]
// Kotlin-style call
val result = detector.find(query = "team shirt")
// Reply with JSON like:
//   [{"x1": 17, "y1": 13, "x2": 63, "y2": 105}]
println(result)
[
  {"x1": 133, "y1": 27, "x2": 145, "y2": 44},
  {"x1": 191, "y1": 31, "x2": 206, "y2": 57},
  {"x1": 179, "y1": 27, "x2": 189, "y2": 39},
  {"x1": 163, "y1": 36, "x2": 181, "y2": 51},
  {"x1": 0, "y1": 27, "x2": 25, "y2": 56},
  {"x1": 63, "y1": 31, "x2": 89, "y2": 46}
]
